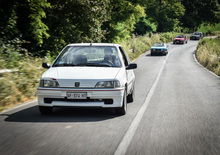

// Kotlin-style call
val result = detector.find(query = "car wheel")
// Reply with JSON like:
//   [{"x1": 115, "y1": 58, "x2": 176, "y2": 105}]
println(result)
[
  {"x1": 151, "y1": 52, "x2": 154, "y2": 56},
  {"x1": 39, "y1": 106, "x2": 53, "y2": 115},
  {"x1": 127, "y1": 85, "x2": 135, "y2": 103},
  {"x1": 116, "y1": 90, "x2": 127, "y2": 115}
]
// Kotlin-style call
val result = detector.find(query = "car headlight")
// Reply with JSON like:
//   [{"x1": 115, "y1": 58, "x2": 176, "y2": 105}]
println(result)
[
  {"x1": 95, "y1": 80, "x2": 120, "y2": 88},
  {"x1": 40, "y1": 78, "x2": 59, "y2": 87}
]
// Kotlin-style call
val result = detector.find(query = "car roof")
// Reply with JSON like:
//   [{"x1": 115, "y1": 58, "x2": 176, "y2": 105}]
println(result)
[{"x1": 67, "y1": 43, "x2": 121, "y2": 47}]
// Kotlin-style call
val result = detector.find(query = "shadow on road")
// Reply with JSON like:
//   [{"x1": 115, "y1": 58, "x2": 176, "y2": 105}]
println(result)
[
  {"x1": 2, "y1": 106, "x2": 118, "y2": 123},
  {"x1": 145, "y1": 53, "x2": 166, "y2": 57}
]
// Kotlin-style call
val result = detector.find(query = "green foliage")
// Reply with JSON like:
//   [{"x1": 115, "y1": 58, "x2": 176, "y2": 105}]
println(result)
[
  {"x1": 181, "y1": 0, "x2": 220, "y2": 29},
  {"x1": 141, "y1": 0, "x2": 185, "y2": 32},
  {"x1": 104, "y1": 1, "x2": 145, "y2": 43},
  {"x1": 42, "y1": 0, "x2": 110, "y2": 55},
  {"x1": 197, "y1": 23, "x2": 220, "y2": 35},
  {"x1": 28, "y1": 0, "x2": 51, "y2": 45},
  {"x1": 196, "y1": 36, "x2": 220, "y2": 76},
  {"x1": 0, "y1": 38, "x2": 27, "y2": 69},
  {"x1": 134, "y1": 17, "x2": 157, "y2": 35}
]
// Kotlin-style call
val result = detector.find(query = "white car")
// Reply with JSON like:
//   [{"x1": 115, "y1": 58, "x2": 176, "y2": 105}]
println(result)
[{"x1": 37, "y1": 43, "x2": 137, "y2": 115}]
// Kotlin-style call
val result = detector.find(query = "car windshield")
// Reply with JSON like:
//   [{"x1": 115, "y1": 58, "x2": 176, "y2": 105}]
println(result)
[
  {"x1": 153, "y1": 43, "x2": 164, "y2": 47},
  {"x1": 176, "y1": 35, "x2": 184, "y2": 38},
  {"x1": 193, "y1": 32, "x2": 200, "y2": 35},
  {"x1": 53, "y1": 46, "x2": 122, "y2": 67}
]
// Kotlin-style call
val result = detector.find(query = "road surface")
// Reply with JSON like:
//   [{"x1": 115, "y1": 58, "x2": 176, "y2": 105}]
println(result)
[{"x1": 0, "y1": 40, "x2": 220, "y2": 155}]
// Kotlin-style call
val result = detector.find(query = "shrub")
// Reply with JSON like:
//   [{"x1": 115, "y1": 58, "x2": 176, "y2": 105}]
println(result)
[{"x1": 196, "y1": 37, "x2": 220, "y2": 76}]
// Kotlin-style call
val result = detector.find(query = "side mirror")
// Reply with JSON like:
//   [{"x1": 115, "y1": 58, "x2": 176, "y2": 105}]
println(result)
[
  {"x1": 126, "y1": 63, "x2": 137, "y2": 70},
  {"x1": 42, "y1": 62, "x2": 50, "y2": 69}
]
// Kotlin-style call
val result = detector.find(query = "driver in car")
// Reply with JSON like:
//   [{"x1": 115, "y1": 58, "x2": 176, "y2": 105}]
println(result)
[{"x1": 103, "y1": 47, "x2": 116, "y2": 66}]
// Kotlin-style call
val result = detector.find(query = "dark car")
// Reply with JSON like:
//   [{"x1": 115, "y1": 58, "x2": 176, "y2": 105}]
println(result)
[
  {"x1": 190, "y1": 32, "x2": 203, "y2": 40},
  {"x1": 173, "y1": 35, "x2": 188, "y2": 44}
]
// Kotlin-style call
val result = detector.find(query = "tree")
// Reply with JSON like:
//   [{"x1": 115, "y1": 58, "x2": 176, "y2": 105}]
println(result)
[
  {"x1": 42, "y1": 0, "x2": 110, "y2": 55},
  {"x1": 103, "y1": 0, "x2": 145, "y2": 43},
  {"x1": 180, "y1": 0, "x2": 220, "y2": 30},
  {"x1": 141, "y1": 0, "x2": 185, "y2": 32},
  {"x1": 134, "y1": 17, "x2": 157, "y2": 35}
]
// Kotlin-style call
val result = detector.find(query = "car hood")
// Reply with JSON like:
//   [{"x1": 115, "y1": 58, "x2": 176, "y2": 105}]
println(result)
[{"x1": 41, "y1": 67, "x2": 122, "y2": 87}]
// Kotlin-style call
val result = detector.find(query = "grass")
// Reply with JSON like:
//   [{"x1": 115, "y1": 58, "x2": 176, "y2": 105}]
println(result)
[
  {"x1": 196, "y1": 36, "x2": 220, "y2": 76},
  {"x1": 0, "y1": 56, "x2": 45, "y2": 111}
]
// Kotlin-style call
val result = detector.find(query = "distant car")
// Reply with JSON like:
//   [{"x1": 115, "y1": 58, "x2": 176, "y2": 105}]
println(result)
[
  {"x1": 173, "y1": 35, "x2": 188, "y2": 44},
  {"x1": 37, "y1": 43, "x2": 137, "y2": 115},
  {"x1": 150, "y1": 43, "x2": 168, "y2": 56},
  {"x1": 190, "y1": 32, "x2": 203, "y2": 40}
]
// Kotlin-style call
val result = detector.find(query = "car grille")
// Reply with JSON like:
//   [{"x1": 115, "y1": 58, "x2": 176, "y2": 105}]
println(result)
[{"x1": 44, "y1": 98, "x2": 113, "y2": 104}]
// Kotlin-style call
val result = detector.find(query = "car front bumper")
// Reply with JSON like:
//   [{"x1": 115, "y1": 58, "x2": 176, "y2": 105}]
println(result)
[
  {"x1": 190, "y1": 36, "x2": 200, "y2": 40},
  {"x1": 173, "y1": 40, "x2": 184, "y2": 44},
  {"x1": 151, "y1": 50, "x2": 168, "y2": 55},
  {"x1": 37, "y1": 87, "x2": 125, "y2": 108}
]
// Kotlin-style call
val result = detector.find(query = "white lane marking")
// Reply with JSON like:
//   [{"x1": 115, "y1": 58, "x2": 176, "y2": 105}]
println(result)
[
  {"x1": 193, "y1": 53, "x2": 220, "y2": 78},
  {"x1": 0, "y1": 100, "x2": 37, "y2": 114},
  {"x1": 65, "y1": 125, "x2": 72, "y2": 129},
  {"x1": 114, "y1": 53, "x2": 169, "y2": 155}
]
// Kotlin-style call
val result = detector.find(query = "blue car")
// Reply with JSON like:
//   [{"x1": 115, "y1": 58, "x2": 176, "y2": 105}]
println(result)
[{"x1": 150, "y1": 43, "x2": 168, "y2": 56}]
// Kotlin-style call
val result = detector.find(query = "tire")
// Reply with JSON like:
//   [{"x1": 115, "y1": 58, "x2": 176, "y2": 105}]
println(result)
[
  {"x1": 127, "y1": 85, "x2": 135, "y2": 103},
  {"x1": 116, "y1": 90, "x2": 127, "y2": 115},
  {"x1": 151, "y1": 52, "x2": 154, "y2": 56},
  {"x1": 39, "y1": 106, "x2": 53, "y2": 115}
]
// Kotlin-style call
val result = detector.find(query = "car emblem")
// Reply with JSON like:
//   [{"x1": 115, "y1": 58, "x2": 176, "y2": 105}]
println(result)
[{"x1": 75, "y1": 82, "x2": 80, "y2": 87}]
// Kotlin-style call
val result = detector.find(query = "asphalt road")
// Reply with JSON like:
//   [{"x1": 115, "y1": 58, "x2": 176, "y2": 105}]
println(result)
[{"x1": 0, "y1": 40, "x2": 220, "y2": 155}]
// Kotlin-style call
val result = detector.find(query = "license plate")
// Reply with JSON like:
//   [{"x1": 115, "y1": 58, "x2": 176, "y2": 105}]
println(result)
[{"x1": 66, "y1": 92, "x2": 87, "y2": 99}]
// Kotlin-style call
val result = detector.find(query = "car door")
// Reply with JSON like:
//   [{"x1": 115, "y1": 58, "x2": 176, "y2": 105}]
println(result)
[{"x1": 119, "y1": 46, "x2": 135, "y2": 93}]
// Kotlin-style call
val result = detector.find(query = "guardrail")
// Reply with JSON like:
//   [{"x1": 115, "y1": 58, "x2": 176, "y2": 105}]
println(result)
[{"x1": 0, "y1": 69, "x2": 18, "y2": 75}]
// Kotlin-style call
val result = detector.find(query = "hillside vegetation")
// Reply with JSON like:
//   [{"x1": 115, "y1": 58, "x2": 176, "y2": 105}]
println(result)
[{"x1": 196, "y1": 36, "x2": 220, "y2": 76}]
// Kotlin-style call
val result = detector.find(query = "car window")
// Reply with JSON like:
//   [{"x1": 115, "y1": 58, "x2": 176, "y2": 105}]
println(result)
[
  {"x1": 153, "y1": 43, "x2": 164, "y2": 47},
  {"x1": 176, "y1": 35, "x2": 184, "y2": 38},
  {"x1": 53, "y1": 46, "x2": 122, "y2": 67},
  {"x1": 119, "y1": 47, "x2": 129, "y2": 66}
]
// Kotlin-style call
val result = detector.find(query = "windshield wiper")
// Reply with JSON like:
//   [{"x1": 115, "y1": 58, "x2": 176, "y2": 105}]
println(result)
[
  {"x1": 53, "y1": 63, "x2": 76, "y2": 67},
  {"x1": 77, "y1": 63, "x2": 111, "y2": 67}
]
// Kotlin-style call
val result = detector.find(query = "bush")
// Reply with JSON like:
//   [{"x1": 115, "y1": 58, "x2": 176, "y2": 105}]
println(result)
[
  {"x1": 0, "y1": 46, "x2": 45, "y2": 111},
  {"x1": 0, "y1": 59, "x2": 44, "y2": 110},
  {"x1": 197, "y1": 23, "x2": 220, "y2": 36},
  {"x1": 196, "y1": 37, "x2": 220, "y2": 76}
]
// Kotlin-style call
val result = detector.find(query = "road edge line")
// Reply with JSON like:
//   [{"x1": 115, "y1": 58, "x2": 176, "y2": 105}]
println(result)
[
  {"x1": 0, "y1": 99, "x2": 37, "y2": 114},
  {"x1": 114, "y1": 53, "x2": 169, "y2": 155},
  {"x1": 193, "y1": 52, "x2": 220, "y2": 78}
]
